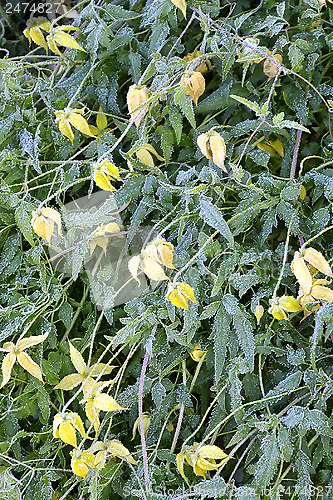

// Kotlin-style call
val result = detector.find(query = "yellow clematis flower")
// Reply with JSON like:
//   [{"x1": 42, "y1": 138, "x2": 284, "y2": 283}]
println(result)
[
  {"x1": 80, "y1": 379, "x2": 126, "y2": 432},
  {"x1": 180, "y1": 71, "x2": 205, "y2": 106},
  {"x1": 143, "y1": 236, "x2": 175, "y2": 269},
  {"x1": 166, "y1": 282, "x2": 198, "y2": 310},
  {"x1": 55, "y1": 107, "x2": 95, "y2": 143},
  {"x1": 128, "y1": 255, "x2": 170, "y2": 285},
  {"x1": 70, "y1": 449, "x2": 95, "y2": 478},
  {"x1": 134, "y1": 144, "x2": 164, "y2": 167},
  {"x1": 170, "y1": 0, "x2": 187, "y2": 18},
  {"x1": 183, "y1": 50, "x2": 211, "y2": 74},
  {"x1": 176, "y1": 443, "x2": 229, "y2": 485},
  {"x1": 31, "y1": 207, "x2": 62, "y2": 243},
  {"x1": 263, "y1": 52, "x2": 283, "y2": 79},
  {"x1": 93, "y1": 159, "x2": 122, "y2": 191},
  {"x1": 90, "y1": 440, "x2": 137, "y2": 469},
  {"x1": 291, "y1": 251, "x2": 313, "y2": 295},
  {"x1": 298, "y1": 278, "x2": 333, "y2": 318},
  {"x1": 132, "y1": 413, "x2": 150, "y2": 440},
  {"x1": 23, "y1": 17, "x2": 51, "y2": 52},
  {"x1": 127, "y1": 84, "x2": 149, "y2": 129},
  {"x1": 268, "y1": 295, "x2": 302, "y2": 320},
  {"x1": 53, "y1": 411, "x2": 91, "y2": 448},
  {"x1": 257, "y1": 139, "x2": 284, "y2": 158},
  {"x1": 89, "y1": 106, "x2": 111, "y2": 137},
  {"x1": 0, "y1": 332, "x2": 48, "y2": 388},
  {"x1": 190, "y1": 345, "x2": 207, "y2": 362},
  {"x1": 302, "y1": 247, "x2": 333, "y2": 278},
  {"x1": 54, "y1": 342, "x2": 115, "y2": 391},
  {"x1": 89, "y1": 222, "x2": 123, "y2": 256},
  {"x1": 254, "y1": 304, "x2": 264, "y2": 325},
  {"x1": 197, "y1": 130, "x2": 227, "y2": 172},
  {"x1": 46, "y1": 25, "x2": 85, "y2": 56}
]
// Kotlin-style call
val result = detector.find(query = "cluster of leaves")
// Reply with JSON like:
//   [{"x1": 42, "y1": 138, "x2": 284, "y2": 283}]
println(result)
[{"x1": 2, "y1": 0, "x2": 333, "y2": 499}]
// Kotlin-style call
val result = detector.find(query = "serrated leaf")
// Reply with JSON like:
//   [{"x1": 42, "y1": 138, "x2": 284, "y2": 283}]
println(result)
[
  {"x1": 230, "y1": 94, "x2": 261, "y2": 115},
  {"x1": 199, "y1": 198, "x2": 234, "y2": 248},
  {"x1": 174, "y1": 88, "x2": 196, "y2": 128},
  {"x1": 168, "y1": 106, "x2": 183, "y2": 143},
  {"x1": 255, "y1": 434, "x2": 280, "y2": 489},
  {"x1": 214, "y1": 306, "x2": 230, "y2": 383}
]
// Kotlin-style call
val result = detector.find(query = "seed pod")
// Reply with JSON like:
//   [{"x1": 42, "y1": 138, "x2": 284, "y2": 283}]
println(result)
[
  {"x1": 180, "y1": 71, "x2": 205, "y2": 106},
  {"x1": 126, "y1": 84, "x2": 149, "y2": 129},
  {"x1": 197, "y1": 130, "x2": 227, "y2": 172},
  {"x1": 303, "y1": 247, "x2": 333, "y2": 278}
]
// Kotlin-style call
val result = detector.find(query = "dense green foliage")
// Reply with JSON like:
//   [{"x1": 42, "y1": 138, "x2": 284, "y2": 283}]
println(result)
[{"x1": 1, "y1": 0, "x2": 333, "y2": 498}]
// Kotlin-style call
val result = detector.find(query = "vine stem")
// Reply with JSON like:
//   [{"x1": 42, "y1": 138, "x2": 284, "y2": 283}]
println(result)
[
  {"x1": 300, "y1": 224, "x2": 333, "y2": 253},
  {"x1": 67, "y1": 61, "x2": 99, "y2": 108},
  {"x1": 290, "y1": 124, "x2": 303, "y2": 179},
  {"x1": 170, "y1": 360, "x2": 187, "y2": 454},
  {"x1": 139, "y1": 325, "x2": 157, "y2": 493}
]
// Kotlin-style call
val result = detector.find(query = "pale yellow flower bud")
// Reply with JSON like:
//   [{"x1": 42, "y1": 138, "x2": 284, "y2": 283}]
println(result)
[
  {"x1": 127, "y1": 84, "x2": 149, "y2": 129},
  {"x1": 180, "y1": 71, "x2": 205, "y2": 106},
  {"x1": 197, "y1": 130, "x2": 227, "y2": 172},
  {"x1": 263, "y1": 52, "x2": 283, "y2": 79},
  {"x1": 254, "y1": 304, "x2": 264, "y2": 325}
]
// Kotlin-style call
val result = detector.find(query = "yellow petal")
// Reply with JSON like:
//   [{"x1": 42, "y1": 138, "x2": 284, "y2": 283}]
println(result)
[
  {"x1": 271, "y1": 139, "x2": 284, "y2": 157},
  {"x1": 72, "y1": 412, "x2": 92, "y2": 440},
  {"x1": 106, "y1": 440, "x2": 137, "y2": 464},
  {"x1": 0, "y1": 353, "x2": 16, "y2": 389},
  {"x1": 303, "y1": 248, "x2": 333, "y2": 278},
  {"x1": 196, "y1": 457, "x2": 218, "y2": 471},
  {"x1": 31, "y1": 212, "x2": 54, "y2": 242},
  {"x1": 69, "y1": 342, "x2": 86, "y2": 375},
  {"x1": 198, "y1": 445, "x2": 228, "y2": 460},
  {"x1": 53, "y1": 374, "x2": 83, "y2": 390},
  {"x1": 30, "y1": 27, "x2": 48, "y2": 51},
  {"x1": 52, "y1": 32, "x2": 86, "y2": 52},
  {"x1": 263, "y1": 53, "x2": 282, "y2": 79},
  {"x1": 291, "y1": 251, "x2": 312, "y2": 295},
  {"x1": 136, "y1": 148, "x2": 154, "y2": 166},
  {"x1": 85, "y1": 401, "x2": 100, "y2": 432},
  {"x1": 58, "y1": 118, "x2": 74, "y2": 142},
  {"x1": 17, "y1": 332, "x2": 49, "y2": 351},
  {"x1": 71, "y1": 457, "x2": 89, "y2": 478},
  {"x1": 176, "y1": 453, "x2": 188, "y2": 484},
  {"x1": 166, "y1": 289, "x2": 189, "y2": 310},
  {"x1": 209, "y1": 131, "x2": 227, "y2": 172},
  {"x1": 126, "y1": 84, "x2": 149, "y2": 129},
  {"x1": 96, "y1": 107, "x2": 108, "y2": 131},
  {"x1": 278, "y1": 295, "x2": 302, "y2": 312},
  {"x1": 128, "y1": 256, "x2": 141, "y2": 285},
  {"x1": 41, "y1": 208, "x2": 62, "y2": 235},
  {"x1": 88, "y1": 363, "x2": 115, "y2": 377},
  {"x1": 89, "y1": 125, "x2": 99, "y2": 136},
  {"x1": 100, "y1": 160, "x2": 121, "y2": 181},
  {"x1": 193, "y1": 462, "x2": 206, "y2": 477},
  {"x1": 311, "y1": 285, "x2": 333, "y2": 302},
  {"x1": 181, "y1": 72, "x2": 205, "y2": 105},
  {"x1": 170, "y1": 0, "x2": 187, "y2": 18},
  {"x1": 178, "y1": 283, "x2": 198, "y2": 303},
  {"x1": 59, "y1": 421, "x2": 77, "y2": 448},
  {"x1": 93, "y1": 393, "x2": 125, "y2": 412},
  {"x1": 140, "y1": 257, "x2": 170, "y2": 281},
  {"x1": 68, "y1": 112, "x2": 94, "y2": 137},
  {"x1": 16, "y1": 352, "x2": 43, "y2": 382},
  {"x1": 254, "y1": 304, "x2": 264, "y2": 325},
  {"x1": 197, "y1": 133, "x2": 212, "y2": 160},
  {"x1": 94, "y1": 171, "x2": 116, "y2": 191},
  {"x1": 53, "y1": 413, "x2": 63, "y2": 437},
  {"x1": 300, "y1": 185, "x2": 307, "y2": 200}
]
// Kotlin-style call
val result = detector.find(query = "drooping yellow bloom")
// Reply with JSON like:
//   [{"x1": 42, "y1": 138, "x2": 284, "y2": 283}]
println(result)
[
  {"x1": 180, "y1": 71, "x2": 205, "y2": 106},
  {"x1": 298, "y1": 278, "x2": 333, "y2": 318},
  {"x1": 132, "y1": 413, "x2": 150, "y2": 440},
  {"x1": 70, "y1": 449, "x2": 95, "y2": 478},
  {"x1": 0, "y1": 332, "x2": 48, "y2": 388},
  {"x1": 127, "y1": 84, "x2": 149, "y2": 129},
  {"x1": 89, "y1": 222, "x2": 123, "y2": 256},
  {"x1": 291, "y1": 251, "x2": 313, "y2": 295},
  {"x1": 268, "y1": 296, "x2": 302, "y2": 320},
  {"x1": 166, "y1": 282, "x2": 198, "y2": 310},
  {"x1": 170, "y1": 0, "x2": 187, "y2": 17},
  {"x1": 254, "y1": 304, "x2": 264, "y2": 325},
  {"x1": 263, "y1": 52, "x2": 283, "y2": 79},
  {"x1": 46, "y1": 25, "x2": 85, "y2": 56},
  {"x1": 302, "y1": 247, "x2": 333, "y2": 278},
  {"x1": 55, "y1": 107, "x2": 95, "y2": 143},
  {"x1": 128, "y1": 255, "x2": 170, "y2": 285},
  {"x1": 53, "y1": 411, "x2": 91, "y2": 448},
  {"x1": 190, "y1": 345, "x2": 207, "y2": 362},
  {"x1": 93, "y1": 159, "x2": 121, "y2": 191},
  {"x1": 80, "y1": 379, "x2": 125, "y2": 432},
  {"x1": 300, "y1": 185, "x2": 307, "y2": 200},
  {"x1": 197, "y1": 130, "x2": 227, "y2": 172},
  {"x1": 176, "y1": 443, "x2": 229, "y2": 485},
  {"x1": 134, "y1": 144, "x2": 164, "y2": 167},
  {"x1": 89, "y1": 107, "x2": 111, "y2": 137},
  {"x1": 143, "y1": 236, "x2": 175, "y2": 269},
  {"x1": 23, "y1": 17, "x2": 51, "y2": 52},
  {"x1": 90, "y1": 440, "x2": 137, "y2": 469},
  {"x1": 183, "y1": 50, "x2": 211, "y2": 73},
  {"x1": 31, "y1": 207, "x2": 62, "y2": 243},
  {"x1": 54, "y1": 342, "x2": 115, "y2": 391},
  {"x1": 257, "y1": 139, "x2": 284, "y2": 158}
]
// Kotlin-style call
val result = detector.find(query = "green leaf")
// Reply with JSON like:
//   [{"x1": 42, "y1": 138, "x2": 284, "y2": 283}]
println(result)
[
  {"x1": 174, "y1": 88, "x2": 196, "y2": 128},
  {"x1": 168, "y1": 106, "x2": 183, "y2": 143},
  {"x1": 160, "y1": 126, "x2": 174, "y2": 163},
  {"x1": 211, "y1": 254, "x2": 240, "y2": 296},
  {"x1": 199, "y1": 197, "x2": 234, "y2": 248},
  {"x1": 213, "y1": 306, "x2": 230, "y2": 383},
  {"x1": 15, "y1": 204, "x2": 35, "y2": 245},
  {"x1": 230, "y1": 94, "x2": 261, "y2": 115},
  {"x1": 255, "y1": 434, "x2": 280, "y2": 489}
]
